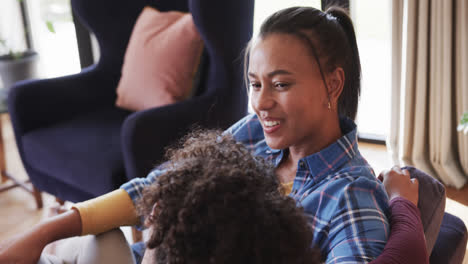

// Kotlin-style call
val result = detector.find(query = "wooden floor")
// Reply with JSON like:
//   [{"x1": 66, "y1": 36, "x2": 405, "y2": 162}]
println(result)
[{"x1": 0, "y1": 115, "x2": 467, "y2": 263}]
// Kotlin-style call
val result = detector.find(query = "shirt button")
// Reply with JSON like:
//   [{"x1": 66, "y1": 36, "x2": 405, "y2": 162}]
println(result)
[
  {"x1": 293, "y1": 189, "x2": 298, "y2": 195},
  {"x1": 299, "y1": 161, "x2": 305, "y2": 168}
]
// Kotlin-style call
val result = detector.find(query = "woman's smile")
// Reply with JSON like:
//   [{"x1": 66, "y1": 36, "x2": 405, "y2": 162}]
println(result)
[{"x1": 261, "y1": 117, "x2": 282, "y2": 134}]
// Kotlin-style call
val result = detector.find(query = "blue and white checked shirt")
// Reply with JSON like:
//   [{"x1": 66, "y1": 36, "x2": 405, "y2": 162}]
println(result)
[{"x1": 121, "y1": 114, "x2": 390, "y2": 263}]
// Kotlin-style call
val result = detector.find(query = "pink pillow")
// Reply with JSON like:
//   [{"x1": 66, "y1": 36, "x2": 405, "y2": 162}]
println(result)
[{"x1": 116, "y1": 7, "x2": 203, "y2": 111}]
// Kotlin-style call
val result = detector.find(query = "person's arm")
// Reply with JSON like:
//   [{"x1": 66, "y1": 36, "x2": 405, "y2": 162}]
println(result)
[
  {"x1": 73, "y1": 189, "x2": 140, "y2": 235},
  {"x1": 0, "y1": 189, "x2": 140, "y2": 264},
  {"x1": 73, "y1": 165, "x2": 165, "y2": 235},
  {"x1": 369, "y1": 166, "x2": 429, "y2": 264},
  {"x1": 0, "y1": 190, "x2": 136, "y2": 264},
  {"x1": 0, "y1": 167, "x2": 163, "y2": 264},
  {"x1": 370, "y1": 198, "x2": 428, "y2": 264},
  {"x1": 0, "y1": 209, "x2": 81, "y2": 264},
  {"x1": 323, "y1": 176, "x2": 390, "y2": 263}
]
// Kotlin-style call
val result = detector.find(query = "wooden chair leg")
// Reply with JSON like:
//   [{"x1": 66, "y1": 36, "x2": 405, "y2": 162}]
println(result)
[
  {"x1": 0, "y1": 116, "x2": 7, "y2": 184},
  {"x1": 132, "y1": 227, "x2": 143, "y2": 243},
  {"x1": 56, "y1": 197, "x2": 65, "y2": 205},
  {"x1": 33, "y1": 186, "x2": 43, "y2": 209},
  {"x1": 48, "y1": 197, "x2": 68, "y2": 215},
  {"x1": 0, "y1": 113, "x2": 43, "y2": 209}
]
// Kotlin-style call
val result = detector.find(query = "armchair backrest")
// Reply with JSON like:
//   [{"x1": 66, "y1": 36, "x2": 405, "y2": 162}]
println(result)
[
  {"x1": 71, "y1": 0, "x2": 189, "y2": 72},
  {"x1": 190, "y1": 0, "x2": 253, "y2": 126},
  {"x1": 71, "y1": 0, "x2": 253, "y2": 125}
]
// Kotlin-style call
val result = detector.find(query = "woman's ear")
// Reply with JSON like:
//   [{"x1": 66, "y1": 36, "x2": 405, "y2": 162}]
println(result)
[{"x1": 327, "y1": 67, "x2": 345, "y2": 105}]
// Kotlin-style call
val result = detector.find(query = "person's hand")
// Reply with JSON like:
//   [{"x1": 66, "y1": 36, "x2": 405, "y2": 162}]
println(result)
[
  {"x1": 0, "y1": 227, "x2": 47, "y2": 264},
  {"x1": 0, "y1": 210, "x2": 82, "y2": 264},
  {"x1": 378, "y1": 166, "x2": 419, "y2": 206}
]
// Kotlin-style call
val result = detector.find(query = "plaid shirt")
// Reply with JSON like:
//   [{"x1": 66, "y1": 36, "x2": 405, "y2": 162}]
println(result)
[{"x1": 121, "y1": 114, "x2": 389, "y2": 263}]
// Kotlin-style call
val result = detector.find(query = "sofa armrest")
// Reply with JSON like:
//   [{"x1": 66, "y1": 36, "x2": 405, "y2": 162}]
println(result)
[
  {"x1": 8, "y1": 65, "x2": 120, "y2": 135},
  {"x1": 403, "y1": 166, "x2": 446, "y2": 254},
  {"x1": 430, "y1": 213, "x2": 467, "y2": 264}
]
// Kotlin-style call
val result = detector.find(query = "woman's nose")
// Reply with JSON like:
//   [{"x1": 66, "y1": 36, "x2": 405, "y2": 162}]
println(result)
[{"x1": 251, "y1": 87, "x2": 275, "y2": 111}]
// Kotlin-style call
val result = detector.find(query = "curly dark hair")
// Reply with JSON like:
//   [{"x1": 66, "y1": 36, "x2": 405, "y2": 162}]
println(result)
[{"x1": 137, "y1": 130, "x2": 321, "y2": 264}]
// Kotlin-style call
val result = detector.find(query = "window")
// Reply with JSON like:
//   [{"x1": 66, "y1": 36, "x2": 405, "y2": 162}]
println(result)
[
  {"x1": 351, "y1": 0, "x2": 392, "y2": 141},
  {"x1": 26, "y1": 0, "x2": 81, "y2": 78},
  {"x1": 0, "y1": 0, "x2": 27, "y2": 56},
  {"x1": 253, "y1": 0, "x2": 322, "y2": 35}
]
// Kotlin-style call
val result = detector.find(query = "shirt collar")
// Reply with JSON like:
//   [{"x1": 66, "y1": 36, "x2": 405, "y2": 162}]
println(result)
[{"x1": 269, "y1": 117, "x2": 359, "y2": 183}]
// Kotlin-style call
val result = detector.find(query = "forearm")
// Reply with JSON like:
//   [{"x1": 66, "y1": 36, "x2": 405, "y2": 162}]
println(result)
[
  {"x1": 70, "y1": 168, "x2": 163, "y2": 235},
  {"x1": 35, "y1": 209, "x2": 82, "y2": 245},
  {"x1": 73, "y1": 189, "x2": 140, "y2": 235},
  {"x1": 0, "y1": 209, "x2": 82, "y2": 263},
  {"x1": 370, "y1": 198, "x2": 428, "y2": 264},
  {"x1": 38, "y1": 190, "x2": 140, "y2": 241},
  {"x1": 1, "y1": 188, "x2": 140, "y2": 263}
]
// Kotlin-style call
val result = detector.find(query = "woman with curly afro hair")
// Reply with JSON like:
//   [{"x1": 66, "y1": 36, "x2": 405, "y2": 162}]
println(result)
[{"x1": 137, "y1": 130, "x2": 321, "y2": 264}]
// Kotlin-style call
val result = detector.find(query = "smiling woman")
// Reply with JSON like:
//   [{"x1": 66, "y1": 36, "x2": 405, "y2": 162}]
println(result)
[
  {"x1": 231, "y1": 6, "x2": 393, "y2": 263},
  {"x1": 248, "y1": 34, "x2": 341, "y2": 159}
]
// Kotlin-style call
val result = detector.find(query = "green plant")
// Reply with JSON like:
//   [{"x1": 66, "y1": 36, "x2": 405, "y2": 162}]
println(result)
[
  {"x1": 458, "y1": 112, "x2": 468, "y2": 134},
  {"x1": 0, "y1": 39, "x2": 24, "y2": 59},
  {"x1": 0, "y1": 0, "x2": 55, "y2": 60}
]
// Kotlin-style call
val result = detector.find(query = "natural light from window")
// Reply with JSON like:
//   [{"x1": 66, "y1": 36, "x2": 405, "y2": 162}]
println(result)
[
  {"x1": 351, "y1": 0, "x2": 392, "y2": 139},
  {"x1": 253, "y1": 0, "x2": 321, "y2": 35},
  {"x1": 27, "y1": 0, "x2": 80, "y2": 79}
]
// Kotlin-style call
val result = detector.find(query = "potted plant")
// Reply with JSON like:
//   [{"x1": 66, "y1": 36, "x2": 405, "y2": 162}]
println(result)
[{"x1": 0, "y1": 0, "x2": 39, "y2": 91}]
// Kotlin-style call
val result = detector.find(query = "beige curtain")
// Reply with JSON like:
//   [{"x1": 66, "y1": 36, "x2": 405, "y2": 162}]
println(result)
[{"x1": 389, "y1": 0, "x2": 468, "y2": 189}]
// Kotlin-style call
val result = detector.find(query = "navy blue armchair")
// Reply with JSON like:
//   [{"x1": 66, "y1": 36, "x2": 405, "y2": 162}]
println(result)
[{"x1": 8, "y1": 0, "x2": 253, "y2": 202}]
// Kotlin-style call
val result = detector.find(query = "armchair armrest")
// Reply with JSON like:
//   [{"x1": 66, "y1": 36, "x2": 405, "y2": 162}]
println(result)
[
  {"x1": 121, "y1": 95, "x2": 218, "y2": 180},
  {"x1": 8, "y1": 65, "x2": 120, "y2": 135},
  {"x1": 403, "y1": 166, "x2": 446, "y2": 254}
]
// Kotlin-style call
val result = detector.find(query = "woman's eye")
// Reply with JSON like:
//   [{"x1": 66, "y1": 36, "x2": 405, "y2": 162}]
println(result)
[
  {"x1": 274, "y1": 82, "x2": 290, "y2": 90},
  {"x1": 249, "y1": 82, "x2": 261, "y2": 90}
]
